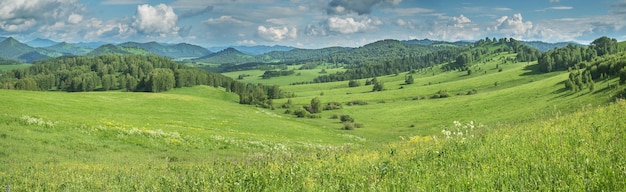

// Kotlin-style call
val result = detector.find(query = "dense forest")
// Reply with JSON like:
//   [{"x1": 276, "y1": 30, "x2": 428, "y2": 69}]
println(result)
[
  {"x1": 538, "y1": 36, "x2": 619, "y2": 73},
  {"x1": 0, "y1": 54, "x2": 283, "y2": 106},
  {"x1": 313, "y1": 38, "x2": 540, "y2": 83}
]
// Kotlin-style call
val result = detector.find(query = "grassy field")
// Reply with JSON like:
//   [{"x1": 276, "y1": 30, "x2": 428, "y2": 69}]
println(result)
[
  {"x1": 0, "y1": 64, "x2": 30, "y2": 72},
  {"x1": 1, "y1": 51, "x2": 625, "y2": 190},
  {"x1": 1, "y1": 93, "x2": 624, "y2": 190},
  {"x1": 222, "y1": 63, "x2": 346, "y2": 86}
]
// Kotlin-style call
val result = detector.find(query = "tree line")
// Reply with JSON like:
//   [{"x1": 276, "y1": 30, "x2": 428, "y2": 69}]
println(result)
[
  {"x1": 538, "y1": 36, "x2": 619, "y2": 73},
  {"x1": 0, "y1": 54, "x2": 284, "y2": 105}
]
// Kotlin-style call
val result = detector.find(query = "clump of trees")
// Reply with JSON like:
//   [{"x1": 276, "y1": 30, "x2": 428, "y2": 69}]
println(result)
[
  {"x1": 538, "y1": 36, "x2": 619, "y2": 73},
  {"x1": 348, "y1": 80, "x2": 361, "y2": 87},
  {"x1": 0, "y1": 54, "x2": 284, "y2": 106}
]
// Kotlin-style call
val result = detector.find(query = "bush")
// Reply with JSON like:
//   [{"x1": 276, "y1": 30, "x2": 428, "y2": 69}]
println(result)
[
  {"x1": 346, "y1": 100, "x2": 368, "y2": 106},
  {"x1": 466, "y1": 89, "x2": 478, "y2": 95},
  {"x1": 324, "y1": 102, "x2": 343, "y2": 110},
  {"x1": 431, "y1": 90, "x2": 450, "y2": 99},
  {"x1": 354, "y1": 123, "x2": 365, "y2": 128},
  {"x1": 348, "y1": 80, "x2": 361, "y2": 87},
  {"x1": 284, "y1": 109, "x2": 292, "y2": 114},
  {"x1": 340, "y1": 115, "x2": 354, "y2": 123},
  {"x1": 342, "y1": 123, "x2": 355, "y2": 130},
  {"x1": 293, "y1": 109, "x2": 309, "y2": 118},
  {"x1": 330, "y1": 114, "x2": 339, "y2": 119}
]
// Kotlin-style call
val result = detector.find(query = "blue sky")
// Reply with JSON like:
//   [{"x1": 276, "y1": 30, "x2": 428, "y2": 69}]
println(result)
[{"x1": 0, "y1": 0, "x2": 624, "y2": 48}]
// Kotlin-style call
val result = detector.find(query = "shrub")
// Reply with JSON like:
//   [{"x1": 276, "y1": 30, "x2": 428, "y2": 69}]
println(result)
[
  {"x1": 348, "y1": 80, "x2": 361, "y2": 87},
  {"x1": 293, "y1": 109, "x2": 309, "y2": 118},
  {"x1": 330, "y1": 114, "x2": 339, "y2": 119},
  {"x1": 324, "y1": 102, "x2": 343, "y2": 110},
  {"x1": 354, "y1": 123, "x2": 365, "y2": 128},
  {"x1": 346, "y1": 100, "x2": 368, "y2": 106},
  {"x1": 431, "y1": 90, "x2": 450, "y2": 99},
  {"x1": 343, "y1": 123, "x2": 355, "y2": 130},
  {"x1": 340, "y1": 115, "x2": 354, "y2": 123},
  {"x1": 284, "y1": 109, "x2": 292, "y2": 114}
]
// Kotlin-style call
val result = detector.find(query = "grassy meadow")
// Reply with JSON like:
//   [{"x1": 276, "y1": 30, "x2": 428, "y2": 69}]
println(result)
[{"x1": 1, "y1": 51, "x2": 626, "y2": 190}]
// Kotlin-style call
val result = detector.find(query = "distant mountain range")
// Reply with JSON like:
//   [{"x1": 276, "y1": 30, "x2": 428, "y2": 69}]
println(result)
[
  {"x1": 25, "y1": 38, "x2": 59, "y2": 47},
  {"x1": 118, "y1": 41, "x2": 211, "y2": 58},
  {"x1": 208, "y1": 45, "x2": 295, "y2": 55},
  {"x1": 0, "y1": 37, "x2": 587, "y2": 64}
]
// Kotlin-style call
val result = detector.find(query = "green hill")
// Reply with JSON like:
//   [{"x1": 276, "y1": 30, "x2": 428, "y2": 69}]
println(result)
[
  {"x1": 193, "y1": 47, "x2": 255, "y2": 64},
  {"x1": 44, "y1": 42, "x2": 93, "y2": 55},
  {"x1": 118, "y1": 41, "x2": 211, "y2": 58},
  {"x1": 86, "y1": 44, "x2": 153, "y2": 56},
  {"x1": 0, "y1": 37, "x2": 64, "y2": 63},
  {"x1": 1, "y1": 36, "x2": 625, "y2": 190}
]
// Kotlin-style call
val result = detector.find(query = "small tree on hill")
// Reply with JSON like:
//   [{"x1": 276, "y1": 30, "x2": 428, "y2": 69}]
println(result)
[
  {"x1": 372, "y1": 81, "x2": 384, "y2": 92},
  {"x1": 308, "y1": 97, "x2": 322, "y2": 113},
  {"x1": 348, "y1": 80, "x2": 361, "y2": 87},
  {"x1": 405, "y1": 75, "x2": 414, "y2": 84}
]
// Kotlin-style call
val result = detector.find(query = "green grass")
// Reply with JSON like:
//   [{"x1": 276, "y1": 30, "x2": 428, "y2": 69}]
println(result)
[
  {"x1": 1, "y1": 50, "x2": 625, "y2": 190},
  {"x1": 1, "y1": 97, "x2": 624, "y2": 190},
  {"x1": 0, "y1": 64, "x2": 30, "y2": 72},
  {"x1": 222, "y1": 64, "x2": 346, "y2": 86}
]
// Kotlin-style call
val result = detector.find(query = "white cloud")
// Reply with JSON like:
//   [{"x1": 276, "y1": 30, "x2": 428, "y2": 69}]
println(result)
[
  {"x1": 67, "y1": 13, "x2": 83, "y2": 25},
  {"x1": 494, "y1": 7, "x2": 512, "y2": 11},
  {"x1": 257, "y1": 26, "x2": 297, "y2": 41},
  {"x1": 327, "y1": 16, "x2": 380, "y2": 34},
  {"x1": 388, "y1": 7, "x2": 434, "y2": 16},
  {"x1": 236, "y1": 39, "x2": 257, "y2": 45},
  {"x1": 0, "y1": 0, "x2": 85, "y2": 33},
  {"x1": 492, "y1": 13, "x2": 533, "y2": 38},
  {"x1": 205, "y1": 16, "x2": 251, "y2": 25},
  {"x1": 132, "y1": 4, "x2": 180, "y2": 37},
  {"x1": 451, "y1": 14, "x2": 471, "y2": 28},
  {"x1": 551, "y1": 6, "x2": 573, "y2": 10}
]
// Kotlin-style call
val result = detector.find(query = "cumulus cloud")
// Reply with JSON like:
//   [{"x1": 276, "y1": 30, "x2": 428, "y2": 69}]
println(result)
[
  {"x1": 450, "y1": 14, "x2": 471, "y2": 28},
  {"x1": 327, "y1": 16, "x2": 381, "y2": 34},
  {"x1": 67, "y1": 13, "x2": 83, "y2": 25},
  {"x1": 132, "y1": 4, "x2": 180, "y2": 37},
  {"x1": 257, "y1": 26, "x2": 297, "y2": 41},
  {"x1": 0, "y1": 0, "x2": 85, "y2": 33},
  {"x1": 327, "y1": 0, "x2": 403, "y2": 15},
  {"x1": 493, "y1": 13, "x2": 533, "y2": 38}
]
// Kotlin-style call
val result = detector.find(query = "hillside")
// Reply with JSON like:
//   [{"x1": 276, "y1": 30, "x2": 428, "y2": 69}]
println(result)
[
  {"x1": 44, "y1": 42, "x2": 93, "y2": 55},
  {"x1": 118, "y1": 41, "x2": 211, "y2": 58},
  {"x1": 25, "y1": 38, "x2": 58, "y2": 47},
  {"x1": 1, "y1": 36, "x2": 625, "y2": 190},
  {"x1": 0, "y1": 37, "x2": 62, "y2": 63},
  {"x1": 193, "y1": 47, "x2": 255, "y2": 64},
  {"x1": 209, "y1": 45, "x2": 295, "y2": 55},
  {"x1": 85, "y1": 44, "x2": 153, "y2": 56},
  {"x1": 521, "y1": 41, "x2": 581, "y2": 52}
]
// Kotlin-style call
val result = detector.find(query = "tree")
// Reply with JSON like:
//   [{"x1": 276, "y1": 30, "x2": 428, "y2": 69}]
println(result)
[
  {"x1": 372, "y1": 81, "x2": 384, "y2": 92},
  {"x1": 405, "y1": 75, "x2": 414, "y2": 84},
  {"x1": 348, "y1": 80, "x2": 361, "y2": 87},
  {"x1": 309, "y1": 97, "x2": 322, "y2": 114},
  {"x1": 591, "y1": 36, "x2": 618, "y2": 56},
  {"x1": 147, "y1": 68, "x2": 176, "y2": 92}
]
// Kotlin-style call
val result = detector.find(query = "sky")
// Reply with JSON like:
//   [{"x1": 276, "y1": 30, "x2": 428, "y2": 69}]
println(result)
[{"x1": 0, "y1": 0, "x2": 625, "y2": 48}]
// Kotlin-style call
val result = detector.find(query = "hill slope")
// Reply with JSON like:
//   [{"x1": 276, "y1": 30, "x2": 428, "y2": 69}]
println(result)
[
  {"x1": 44, "y1": 42, "x2": 93, "y2": 55},
  {"x1": 118, "y1": 41, "x2": 211, "y2": 58}
]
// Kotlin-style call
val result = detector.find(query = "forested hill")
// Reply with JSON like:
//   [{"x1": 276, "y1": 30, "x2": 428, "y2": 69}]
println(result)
[
  {"x1": 117, "y1": 42, "x2": 211, "y2": 58},
  {"x1": 313, "y1": 37, "x2": 540, "y2": 83},
  {"x1": 0, "y1": 54, "x2": 284, "y2": 105}
]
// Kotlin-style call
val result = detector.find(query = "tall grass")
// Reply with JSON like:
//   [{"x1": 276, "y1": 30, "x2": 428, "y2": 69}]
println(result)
[{"x1": 2, "y1": 101, "x2": 624, "y2": 191}]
